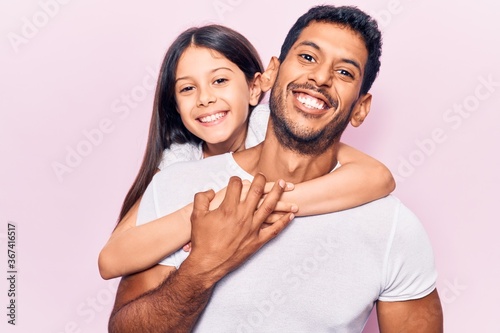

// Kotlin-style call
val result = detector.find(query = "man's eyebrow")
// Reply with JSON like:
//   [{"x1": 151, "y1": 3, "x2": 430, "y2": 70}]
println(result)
[
  {"x1": 294, "y1": 40, "x2": 320, "y2": 51},
  {"x1": 294, "y1": 40, "x2": 363, "y2": 75},
  {"x1": 342, "y1": 59, "x2": 362, "y2": 75},
  {"x1": 175, "y1": 67, "x2": 234, "y2": 83}
]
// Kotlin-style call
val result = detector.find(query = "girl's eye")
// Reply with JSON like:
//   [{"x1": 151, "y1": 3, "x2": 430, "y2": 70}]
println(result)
[
  {"x1": 214, "y1": 78, "x2": 228, "y2": 85},
  {"x1": 337, "y1": 69, "x2": 353, "y2": 78},
  {"x1": 179, "y1": 86, "x2": 194, "y2": 93},
  {"x1": 299, "y1": 54, "x2": 316, "y2": 62}
]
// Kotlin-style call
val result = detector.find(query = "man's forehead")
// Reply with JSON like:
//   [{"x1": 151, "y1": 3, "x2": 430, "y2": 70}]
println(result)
[
  {"x1": 294, "y1": 21, "x2": 365, "y2": 46},
  {"x1": 290, "y1": 21, "x2": 368, "y2": 68}
]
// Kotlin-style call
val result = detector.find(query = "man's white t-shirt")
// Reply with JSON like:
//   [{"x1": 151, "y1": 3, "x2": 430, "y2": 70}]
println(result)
[{"x1": 137, "y1": 152, "x2": 437, "y2": 332}]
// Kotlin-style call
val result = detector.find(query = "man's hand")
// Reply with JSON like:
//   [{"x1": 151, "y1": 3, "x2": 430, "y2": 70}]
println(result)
[
  {"x1": 208, "y1": 179, "x2": 297, "y2": 213},
  {"x1": 181, "y1": 177, "x2": 297, "y2": 252},
  {"x1": 109, "y1": 174, "x2": 294, "y2": 333},
  {"x1": 184, "y1": 174, "x2": 295, "y2": 286}
]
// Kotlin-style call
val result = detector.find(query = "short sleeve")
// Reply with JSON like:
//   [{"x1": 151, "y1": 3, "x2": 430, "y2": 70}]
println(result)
[
  {"x1": 136, "y1": 177, "x2": 159, "y2": 226},
  {"x1": 245, "y1": 104, "x2": 270, "y2": 148},
  {"x1": 157, "y1": 248, "x2": 190, "y2": 269},
  {"x1": 158, "y1": 142, "x2": 203, "y2": 170},
  {"x1": 379, "y1": 203, "x2": 437, "y2": 301},
  {"x1": 135, "y1": 173, "x2": 189, "y2": 268}
]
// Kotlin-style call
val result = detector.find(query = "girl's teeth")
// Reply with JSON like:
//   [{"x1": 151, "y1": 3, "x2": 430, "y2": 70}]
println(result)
[{"x1": 199, "y1": 112, "x2": 226, "y2": 123}]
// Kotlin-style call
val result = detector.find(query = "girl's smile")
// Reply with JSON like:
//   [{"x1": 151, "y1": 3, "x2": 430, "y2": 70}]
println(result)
[{"x1": 174, "y1": 46, "x2": 261, "y2": 156}]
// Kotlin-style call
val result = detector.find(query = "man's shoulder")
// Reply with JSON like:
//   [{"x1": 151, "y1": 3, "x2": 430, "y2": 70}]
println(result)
[
  {"x1": 301, "y1": 195, "x2": 422, "y2": 239},
  {"x1": 341, "y1": 194, "x2": 405, "y2": 217},
  {"x1": 354, "y1": 195, "x2": 422, "y2": 228},
  {"x1": 352, "y1": 195, "x2": 416, "y2": 217},
  {"x1": 246, "y1": 104, "x2": 270, "y2": 148},
  {"x1": 362, "y1": 194, "x2": 401, "y2": 208}
]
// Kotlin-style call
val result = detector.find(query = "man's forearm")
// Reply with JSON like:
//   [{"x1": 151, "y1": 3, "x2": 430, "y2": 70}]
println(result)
[
  {"x1": 108, "y1": 177, "x2": 292, "y2": 332},
  {"x1": 109, "y1": 265, "x2": 215, "y2": 333}
]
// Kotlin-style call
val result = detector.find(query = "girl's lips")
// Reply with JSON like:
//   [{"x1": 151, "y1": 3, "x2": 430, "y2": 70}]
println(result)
[{"x1": 197, "y1": 111, "x2": 228, "y2": 125}]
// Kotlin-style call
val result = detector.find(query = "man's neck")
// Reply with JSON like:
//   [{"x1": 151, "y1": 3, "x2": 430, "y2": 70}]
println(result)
[{"x1": 234, "y1": 129, "x2": 339, "y2": 184}]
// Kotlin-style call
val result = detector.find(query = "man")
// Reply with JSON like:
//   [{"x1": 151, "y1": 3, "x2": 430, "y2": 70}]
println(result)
[{"x1": 109, "y1": 5, "x2": 443, "y2": 332}]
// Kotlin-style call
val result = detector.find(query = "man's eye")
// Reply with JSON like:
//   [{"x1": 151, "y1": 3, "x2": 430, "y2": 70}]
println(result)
[
  {"x1": 214, "y1": 78, "x2": 228, "y2": 84},
  {"x1": 300, "y1": 54, "x2": 316, "y2": 62},
  {"x1": 337, "y1": 69, "x2": 353, "y2": 78}
]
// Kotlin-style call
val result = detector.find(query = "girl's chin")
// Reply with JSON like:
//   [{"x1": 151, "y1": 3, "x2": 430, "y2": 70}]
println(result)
[
  {"x1": 203, "y1": 137, "x2": 231, "y2": 146},
  {"x1": 197, "y1": 127, "x2": 233, "y2": 143}
]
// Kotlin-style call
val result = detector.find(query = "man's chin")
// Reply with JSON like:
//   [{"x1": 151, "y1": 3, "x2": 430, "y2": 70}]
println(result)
[{"x1": 275, "y1": 126, "x2": 332, "y2": 156}]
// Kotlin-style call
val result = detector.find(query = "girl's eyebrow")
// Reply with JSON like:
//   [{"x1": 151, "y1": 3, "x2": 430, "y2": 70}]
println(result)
[
  {"x1": 294, "y1": 40, "x2": 362, "y2": 75},
  {"x1": 175, "y1": 67, "x2": 234, "y2": 83}
]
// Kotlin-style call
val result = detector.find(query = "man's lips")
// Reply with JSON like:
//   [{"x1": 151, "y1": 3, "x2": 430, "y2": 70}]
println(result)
[
  {"x1": 287, "y1": 82, "x2": 337, "y2": 113},
  {"x1": 291, "y1": 90, "x2": 336, "y2": 115},
  {"x1": 197, "y1": 111, "x2": 228, "y2": 124},
  {"x1": 293, "y1": 92, "x2": 329, "y2": 111}
]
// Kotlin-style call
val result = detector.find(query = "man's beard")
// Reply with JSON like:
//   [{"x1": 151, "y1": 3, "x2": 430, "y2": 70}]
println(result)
[{"x1": 269, "y1": 80, "x2": 354, "y2": 156}]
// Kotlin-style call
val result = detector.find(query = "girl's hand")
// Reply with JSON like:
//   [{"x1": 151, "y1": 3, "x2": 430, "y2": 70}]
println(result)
[
  {"x1": 209, "y1": 181, "x2": 295, "y2": 209},
  {"x1": 182, "y1": 242, "x2": 191, "y2": 252},
  {"x1": 260, "y1": 182, "x2": 298, "y2": 221},
  {"x1": 207, "y1": 181, "x2": 297, "y2": 221}
]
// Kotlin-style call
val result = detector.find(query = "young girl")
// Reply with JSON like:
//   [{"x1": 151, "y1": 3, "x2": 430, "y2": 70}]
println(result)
[{"x1": 98, "y1": 25, "x2": 395, "y2": 280}]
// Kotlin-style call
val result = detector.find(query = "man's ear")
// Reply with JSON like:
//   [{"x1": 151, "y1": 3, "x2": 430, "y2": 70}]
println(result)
[
  {"x1": 248, "y1": 72, "x2": 263, "y2": 106},
  {"x1": 350, "y1": 93, "x2": 372, "y2": 127},
  {"x1": 259, "y1": 57, "x2": 280, "y2": 93}
]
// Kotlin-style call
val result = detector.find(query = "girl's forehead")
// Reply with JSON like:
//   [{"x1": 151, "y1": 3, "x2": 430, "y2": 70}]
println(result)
[
  {"x1": 179, "y1": 46, "x2": 228, "y2": 64},
  {"x1": 176, "y1": 46, "x2": 240, "y2": 76}
]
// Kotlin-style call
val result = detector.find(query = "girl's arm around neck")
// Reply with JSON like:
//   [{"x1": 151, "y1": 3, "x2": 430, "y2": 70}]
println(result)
[{"x1": 282, "y1": 142, "x2": 395, "y2": 216}]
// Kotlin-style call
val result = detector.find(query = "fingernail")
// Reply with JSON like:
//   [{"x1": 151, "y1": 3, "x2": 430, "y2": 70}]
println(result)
[
  {"x1": 286, "y1": 183, "x2": 295, "y2": 190},
  {"x1": 289, "y1": 213, "x2": 295, "y2": 220},
  {"x1": 279, "y1": 179, "x2": 285, "y2": 188},
  {"x1": 291, "y1": 205, "x2": 298, "y2": 212}
]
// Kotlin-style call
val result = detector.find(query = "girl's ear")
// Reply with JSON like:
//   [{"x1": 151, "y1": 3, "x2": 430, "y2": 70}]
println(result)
[
  {"x1": 259, "y1": 57, "x2": 280, "y2": 93},
  {"x1": 350, "y1": 93, "x2": 372, "y2": 127},
  {"x1": 249, "y1": 72, "x2": 263, "y2": 106}
]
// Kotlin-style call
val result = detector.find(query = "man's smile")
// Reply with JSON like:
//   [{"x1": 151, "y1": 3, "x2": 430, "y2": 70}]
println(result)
[
  {"x1": 294, "y1": 92, "x2": 328, "y2": 111},
  {"x1": 289, "y1": 84, "x2": 337, "y2": 116}
]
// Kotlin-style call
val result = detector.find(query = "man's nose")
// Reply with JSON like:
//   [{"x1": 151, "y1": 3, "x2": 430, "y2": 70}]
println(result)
[{"x1": 307, "y1": 63, "x2": 333, "y2": 87}]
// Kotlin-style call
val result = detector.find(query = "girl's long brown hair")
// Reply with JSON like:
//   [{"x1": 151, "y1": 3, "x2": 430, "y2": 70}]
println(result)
[{"x1": 116, "y1": 25, "x2": 264, "y2": 224}]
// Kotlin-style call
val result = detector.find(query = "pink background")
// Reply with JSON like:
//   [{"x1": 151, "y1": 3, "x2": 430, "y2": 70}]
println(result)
[{"x1": 1, "y1": 0, "x2": 499, "y2": 332}]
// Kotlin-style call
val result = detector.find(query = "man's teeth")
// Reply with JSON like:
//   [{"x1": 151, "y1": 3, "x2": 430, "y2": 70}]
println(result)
[
  {"x1": 297, "y1": 95, "x2": 326, "y2": 110},
  {"x1": 199, "y1": 112, "x2": 226, "y2": 123}
]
